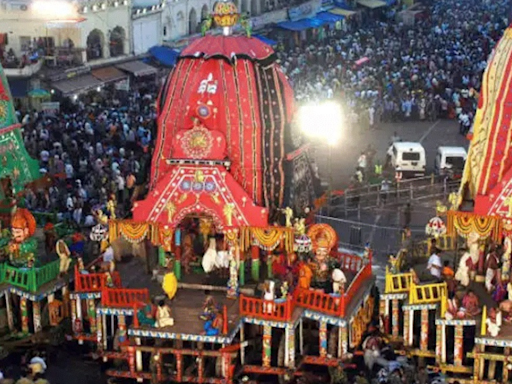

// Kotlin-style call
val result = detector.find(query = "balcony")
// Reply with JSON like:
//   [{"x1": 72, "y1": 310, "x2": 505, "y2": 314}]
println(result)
[
  {"x1": 3, "y1": 60, "x2": 43, "y2": 78},
  {"x1": 239, "y1": 251, "x2": 374, "y2": 321},
  {"x1": 0, "y1": 259, "x2": 63, "y2": 292},
  {"x1": 74, "y1": 266, "x2": 122, "y2": 292}
]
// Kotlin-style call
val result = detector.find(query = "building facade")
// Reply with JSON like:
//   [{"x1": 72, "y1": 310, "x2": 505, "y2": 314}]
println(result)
[{"x1": 0, "y1": 0, "x2": 164, "y2": 66}]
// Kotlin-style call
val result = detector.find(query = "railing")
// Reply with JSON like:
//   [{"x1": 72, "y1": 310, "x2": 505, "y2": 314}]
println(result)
[
  {"x1": 74, "y1": 266, "x2": 122, "y2": 292},
  {"x1": 239, "y1": 295, "x2": 293, "y2": 321},
  {"x1": 3, "y1": 60, "x2": 43, "y2": 77},
  {"x1": 321, "y1": 175, "x2": 460, "y2": 217},
  {"x1": 338, "y1": 252, "x2": 363, "y2": 272},
  {"x1": 101, "y1": 287, "x2": 150, "y2": 308},
  {"x1": 409, "y1": 281, "x2": 447, "y2": 317},
  {"x1": 384, "y1": 267, "x2": 413, "y2": 294},
  {"x1": 343, "y1": 262, "x2": 373, "y2": 317},
  {"x1": 1, "y1": 260, "x2": 62, "y2": 292},
  {"x1": 293, "y1": 288, "x2": 344, "y2": 317}
]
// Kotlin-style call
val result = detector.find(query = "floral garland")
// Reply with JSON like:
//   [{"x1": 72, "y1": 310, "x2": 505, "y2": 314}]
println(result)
[
  {"x1": 240, "y1": 227, "x2": 294, "y2": 253},
  {"x1": 447, "y1": 210, "x2": 502, "y2": 241},
  {"x1": 109, "y1": 220, "x2": 151, "y2": 244}
]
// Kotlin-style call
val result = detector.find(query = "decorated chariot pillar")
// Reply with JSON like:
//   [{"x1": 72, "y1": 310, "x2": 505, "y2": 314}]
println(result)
[
  {"x1": 262, "y1": 324, "x2": 272, "y2": 367},
  {"x1": 33, "y1": 301, "x2": 42, "y2": 333},
  {"x1": 403, "y1": 308, "x2": 410, "y2": 347},
  {"x1": 420, "y1": 308, "x2": 429, "y2": 351},
  {"x1": 5, "y1": 291, "x2": 14, "y2": 332},
  {"x1": 454, "y1": 324, "x2": 463, "y2": 366},
  {"x1": 251, "y1": 245, "x2": 260, "y2": 282},
  {"x1": 174, "y1": 228, "x2": 182, "y2": 280},
  {"x1": 62, "y1": 285, "x2": 70, "y2": 317},
  {"x1": 285, "y1": 325, "x2": 295, "y2": 368},
  {"x1": 503, "y1": 237, "x2": 511, "y2": 282},
  {"x1": 504, "y1": 347, "x2": 510, "y2": 382},
  {"x1": 87, "y1": 299, "x2": 97, "y2": 334},
  {"x1": 96, "y1": 309, "x2": 103, "y2": 351},
  {"x1": 319, "y1": 320, "x2": 328, "y2": 357},
  {"x1": 119, "y1": 314, "x2": 127, "y2": 344},
  {"x1": 435, "y1": 323, "x2": 442, "y2": 364},
  {"x1": 20, "y1": 297, "x2": 29, "y2": 334},
  {"x1": 391, "y1": 299, "x2": 399, "y2": 338},
  {"x1": 75, "y1": 296, "x2": 83, "y2": 333},
  {"x1": 340, "y1": 323, "x2": 348, "y2": 357},
  {"x1": 135, "y1": 337, "x2": 143, "y2": 371},
  {"x1": 71, "y1": 298, "x2": 77, "y2": 333}
]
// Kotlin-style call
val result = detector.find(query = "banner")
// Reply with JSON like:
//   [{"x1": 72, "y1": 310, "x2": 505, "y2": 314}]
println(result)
[
  {"x1": 251, "y1": 9, "x2": 288, "y2": 30},
  {"x1": 41, "y1": 102, "x2": 60, "y2": 116},
  {"x1": 115, "y1": 78, "x2": 130, "y2": 92},
  {"x1": 288, "y1": 0, "x2": 322, "y2": 21}
]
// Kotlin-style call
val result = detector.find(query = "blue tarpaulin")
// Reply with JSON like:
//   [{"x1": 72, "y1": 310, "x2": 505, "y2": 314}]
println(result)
[
  {"x1": 6, "y1": 78, "x2": 29, "y2": 98},
  {"x1": 316, "y1": 11, "x2": 345, "y2": 23},
  {"x1": 277, "y1": 17, "x2": 326, "y2": 31},
  {"x1": 149, "y1": 45, "x2": 180, "y2": 67},
  {"x1": 254, "y1": 34, "x2": 277, "y2": 46}
]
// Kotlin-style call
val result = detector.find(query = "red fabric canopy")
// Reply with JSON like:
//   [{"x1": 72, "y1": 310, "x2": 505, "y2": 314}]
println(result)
[
  {"x1": 180, "y1": 35, "x2": 275, "y2": 61},
  {"x1": 133, "y1": 165, "x2": 269, "y2": 230}
]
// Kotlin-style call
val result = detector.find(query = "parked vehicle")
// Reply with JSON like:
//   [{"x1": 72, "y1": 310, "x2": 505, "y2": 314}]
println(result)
[
  {"x1": 386, "y1": 142, "x2": 426, "y2": 178},
  {"x1": 434, "y1": 146, "x2": 467, "y2": 179}
]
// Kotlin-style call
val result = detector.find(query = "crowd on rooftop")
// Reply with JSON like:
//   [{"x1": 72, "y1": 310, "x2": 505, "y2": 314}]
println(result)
[{"x1": 278, "y1": 0, "x2": 508, "y2": 129}]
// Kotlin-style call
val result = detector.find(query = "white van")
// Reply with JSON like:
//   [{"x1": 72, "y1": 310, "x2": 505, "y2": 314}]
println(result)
[
  {"x1": 387, "y1": 142, "x2": 426, "y2": 178},
  {"x1": 435, "y1": 146, "x2": 467, "y2": 179}
]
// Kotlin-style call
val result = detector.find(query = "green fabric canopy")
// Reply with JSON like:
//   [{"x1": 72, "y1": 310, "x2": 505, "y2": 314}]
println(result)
[{"x1": 0, "y1": 64, "x2": 40, "y2": 194}]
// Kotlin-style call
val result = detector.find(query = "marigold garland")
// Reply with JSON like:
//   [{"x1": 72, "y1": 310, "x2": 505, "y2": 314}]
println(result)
[
  {"x1": 446, "y1": 210, "x2": 502, "y2": 241},
  {"x1": 240, "y1": 227, "x2": 294, "y2": 253},
  {"x1": 109, "y1": 220, "x2": 152, "y2": 244}
]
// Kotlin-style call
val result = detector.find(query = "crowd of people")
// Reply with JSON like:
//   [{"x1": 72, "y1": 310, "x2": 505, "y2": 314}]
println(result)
[
  {"x1": 18, "y1": 82, "x2": 158, "y2": 227},
  {"x1": 277, "y1": 0, "x2": 508, "y2": 129}
]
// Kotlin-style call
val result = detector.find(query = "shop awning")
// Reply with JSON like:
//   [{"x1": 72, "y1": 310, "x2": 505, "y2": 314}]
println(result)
[
  {"x1": 52, "y1": 74, "x2": 102, "y2": 96},
  {"x1": 330, "y1": 7, "x2": 357, "y2": 16},
  {"x1": 6, "y1": 78, "x2": 30, "y2": 98},
  {"x1": 91, "y1": 66, "x2": 127, "y2": 83},
  {"x1": 116, "y1": 60, "x2": 158, "y2": 77},
  {"x1": 277, "y1": 17, "x2": 326, "y2": 31},
  {"x1": 316, "y1": 11, "x2": 345, "y2": 23},
  {"x1": 148, "y1": 45, "x2": 180, "y2": 67},
  {"x1": 254, "y1": 34, "x2": 277, "y2": 46},
  {"x1": 357, "y1": 0, "x2": 387, "y2": 8}
]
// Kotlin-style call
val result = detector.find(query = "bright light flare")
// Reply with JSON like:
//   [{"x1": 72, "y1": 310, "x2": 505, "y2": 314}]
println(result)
[
  {"x1": 298, "y1": 101, "x2": 343, "y2": 145},
  {"x1": 31, "y1": 0, "x2": 78, "y2": 20}
]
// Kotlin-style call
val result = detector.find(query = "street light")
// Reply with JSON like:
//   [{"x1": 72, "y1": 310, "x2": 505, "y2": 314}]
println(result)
[
  {"x1": 298, "y1": 101, "x2": 343, "y2": 190},
  {"x1": 298, "y1": 101, "x2": 343, "y2": 145},
  {"x1": 31, "y1": 1, "x2": 78, "y2": 20}
]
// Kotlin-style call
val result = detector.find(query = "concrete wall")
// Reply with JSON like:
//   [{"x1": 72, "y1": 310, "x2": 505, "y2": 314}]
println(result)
[{"x1": 133, "y1": 12, "x2": 162, "y2": 55}]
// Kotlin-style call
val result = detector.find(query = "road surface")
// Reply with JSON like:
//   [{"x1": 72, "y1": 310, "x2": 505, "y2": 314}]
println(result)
[{"x1": 312, "y1": 119, "x2": 467, "y2": 190}]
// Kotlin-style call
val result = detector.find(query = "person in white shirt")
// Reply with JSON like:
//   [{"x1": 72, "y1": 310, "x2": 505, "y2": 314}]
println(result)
[{"x1": 425, "y1": 249, "x2": 442, "y2": 282}]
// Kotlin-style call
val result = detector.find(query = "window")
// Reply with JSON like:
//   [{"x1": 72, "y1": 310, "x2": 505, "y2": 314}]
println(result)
[
  {"x1": 445, "y1": 156, "x2": 465, "y2": 169},
  {"x1": 402, "y1": 152, "x2": 420, "y2": 161},
  {"x1": 19, "y1": 36, "x2": 31, "y2": 51},
  {"x1": 163, "y1": 26, "x2": 167, "y2": 36}
]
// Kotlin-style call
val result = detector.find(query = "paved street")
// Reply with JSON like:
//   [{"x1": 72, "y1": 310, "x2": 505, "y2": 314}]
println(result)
[{"x1": 312, "y1": 119, "x2": 468, "y2": 190}]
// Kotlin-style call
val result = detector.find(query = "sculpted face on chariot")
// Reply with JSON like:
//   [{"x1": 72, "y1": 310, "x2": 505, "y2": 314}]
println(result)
[
  {"x1": 314, "y1": 238, "x2": 331, "y2": 264},
  {"x1": 11, "y1": 214, "x2": 30, "y2": 243}
]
